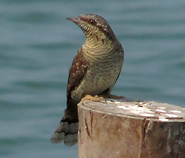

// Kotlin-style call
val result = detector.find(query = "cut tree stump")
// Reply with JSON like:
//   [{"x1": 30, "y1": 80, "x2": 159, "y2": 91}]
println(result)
[{"x1": 78, "y1": 95, "x2": 185, "y2": 158}]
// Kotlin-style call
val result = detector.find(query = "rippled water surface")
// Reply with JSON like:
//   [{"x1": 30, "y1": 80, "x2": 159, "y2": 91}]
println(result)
[{"x1": 1, "y1": 0, "x2": 185, "y2": 158}]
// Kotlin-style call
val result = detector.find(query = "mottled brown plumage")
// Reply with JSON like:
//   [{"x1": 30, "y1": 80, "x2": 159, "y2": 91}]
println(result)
[{"x1": 51, "y1": 14, "x2": 124, "y2": 145}]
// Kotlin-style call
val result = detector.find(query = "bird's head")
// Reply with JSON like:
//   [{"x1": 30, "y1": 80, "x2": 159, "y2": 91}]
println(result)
[{"x1": 67, "y1": 14, "x2": 117, "y2": 46}]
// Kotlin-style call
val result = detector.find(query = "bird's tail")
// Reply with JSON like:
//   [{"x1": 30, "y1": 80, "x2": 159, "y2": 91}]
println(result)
[{"x1": 50, "y1": 109, "x2": 78, "y2": 146}]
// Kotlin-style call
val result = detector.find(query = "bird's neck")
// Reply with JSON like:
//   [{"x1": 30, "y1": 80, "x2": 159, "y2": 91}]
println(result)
[
  {"x1": 84, "y1": 35, "x2": 115, "y2": 52},
  {"x1": 82, "y1": 36, "x2": 117, "y2": 63}
]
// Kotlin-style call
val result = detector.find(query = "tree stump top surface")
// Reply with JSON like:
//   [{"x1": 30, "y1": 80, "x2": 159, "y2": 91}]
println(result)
[{"x1": 80, "y1": 96, "x2": 185, "y2": 122}]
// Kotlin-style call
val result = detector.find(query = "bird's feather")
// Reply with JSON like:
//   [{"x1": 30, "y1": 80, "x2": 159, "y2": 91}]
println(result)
[{"x1": 67, "y1": 48, "x2": 89, "y2": 101}]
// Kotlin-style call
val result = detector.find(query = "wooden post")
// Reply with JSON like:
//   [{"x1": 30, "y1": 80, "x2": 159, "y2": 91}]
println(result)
[{"x1": 78, "y1": 95, "x2": 185, "y2": 158}]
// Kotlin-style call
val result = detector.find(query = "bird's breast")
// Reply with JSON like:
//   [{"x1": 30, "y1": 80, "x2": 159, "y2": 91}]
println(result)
[{"x1": 71, "y1": 50, "x2": 123, "y2": 102}]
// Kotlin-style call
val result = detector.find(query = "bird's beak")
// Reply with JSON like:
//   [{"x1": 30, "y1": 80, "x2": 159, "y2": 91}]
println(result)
[
  {"x1": 67, "y1": 16, "x2": 82, "y2": 24},
  {"x1": 67, "y1": 16, "x2": 89, "y2": 35}
]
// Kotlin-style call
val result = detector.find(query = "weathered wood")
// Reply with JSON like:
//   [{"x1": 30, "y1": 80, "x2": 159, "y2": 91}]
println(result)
[{"x1": 78, "y1": 95, "x2": 185, "y2": 158}]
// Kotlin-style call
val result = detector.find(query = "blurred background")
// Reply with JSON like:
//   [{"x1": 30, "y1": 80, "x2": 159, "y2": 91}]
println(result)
[{"x1": 0, "y1": 0, "x2": 185, "y2": 158}]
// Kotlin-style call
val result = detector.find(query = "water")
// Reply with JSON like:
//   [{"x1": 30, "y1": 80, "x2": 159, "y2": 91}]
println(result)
[{"x1": 1, "y1": 0, "x2": 185, "y2": 157}]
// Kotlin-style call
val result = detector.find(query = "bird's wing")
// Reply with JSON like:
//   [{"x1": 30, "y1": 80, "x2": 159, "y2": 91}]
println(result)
[
  {"x1": 50, "y1": 49, "x2": 88, "y2": 145},
  {"x1": 67, "y1": 48, "x2": 89, "y2": 100}
]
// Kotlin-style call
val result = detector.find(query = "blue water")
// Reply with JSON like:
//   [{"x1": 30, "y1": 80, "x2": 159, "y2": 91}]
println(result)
[{"x1": 1, "y1": 0, "x2": 185, "y2": 158}]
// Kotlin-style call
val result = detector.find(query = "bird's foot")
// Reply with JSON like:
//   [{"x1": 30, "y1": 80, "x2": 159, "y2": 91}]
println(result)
[
  {"x1": 99, "y1": 93, "x2": 125, "y2": 99},
  {"x1": 82, "y1": 95, "x2": 106, "y2": 102},
  {"x1": 108, "y1": 94, "x2": 125, "y2": 99}
]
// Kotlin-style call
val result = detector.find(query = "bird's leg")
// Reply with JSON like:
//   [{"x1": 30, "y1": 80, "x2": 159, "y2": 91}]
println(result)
[
  {"x1": 106, "y1": 94, "x2": 125, "y2": 99},
  {"x1": 98, "y1": 89, "x2": 125, "y2": 99}
]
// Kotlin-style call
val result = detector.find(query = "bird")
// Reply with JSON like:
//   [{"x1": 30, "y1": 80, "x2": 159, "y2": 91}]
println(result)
[{"x1": 51, "y1": 14, "x2": 124, "y2": 146}]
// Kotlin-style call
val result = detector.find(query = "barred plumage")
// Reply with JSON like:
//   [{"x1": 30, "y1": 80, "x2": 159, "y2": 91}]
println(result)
[{"x1": 51, "y1": 14, "x2": 124, "y2": 146}]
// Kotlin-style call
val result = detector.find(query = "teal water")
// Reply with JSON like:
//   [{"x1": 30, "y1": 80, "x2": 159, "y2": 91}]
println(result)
[{"x1": 1, "y1": 0, "x2": 185, "y2": 158}]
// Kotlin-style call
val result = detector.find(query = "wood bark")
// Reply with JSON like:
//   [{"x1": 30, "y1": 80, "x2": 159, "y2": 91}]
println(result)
[{"x1": 78, "y1": 96, "x2": 185, "y2": 158}]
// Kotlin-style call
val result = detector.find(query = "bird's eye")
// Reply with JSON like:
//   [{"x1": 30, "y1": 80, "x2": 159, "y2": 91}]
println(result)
[{"x1": 89, "y1": 20, "x2": 95, "y2": 25}]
